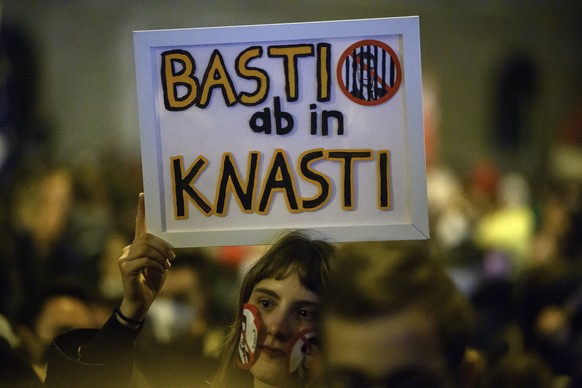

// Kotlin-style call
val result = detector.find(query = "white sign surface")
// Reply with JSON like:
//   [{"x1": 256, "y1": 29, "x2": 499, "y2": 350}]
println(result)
[{"x1": 133, "y1": 17, "x2": 428, "y2": 247}]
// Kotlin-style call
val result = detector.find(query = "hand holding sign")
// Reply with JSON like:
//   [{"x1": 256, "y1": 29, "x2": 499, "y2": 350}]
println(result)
[{"x1": 118, "y1": 193, "x2": 175, "y2": 322}]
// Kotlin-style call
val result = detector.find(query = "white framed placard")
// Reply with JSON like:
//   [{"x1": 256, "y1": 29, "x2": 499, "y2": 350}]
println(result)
[{"x1": 133, "y1": 16, "x2": 428, "y2": 247}]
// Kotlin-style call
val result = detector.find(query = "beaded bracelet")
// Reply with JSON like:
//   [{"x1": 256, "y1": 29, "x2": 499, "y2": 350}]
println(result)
[{"x1": 115, "y1": 308, "x2": 145, "y2": 329}]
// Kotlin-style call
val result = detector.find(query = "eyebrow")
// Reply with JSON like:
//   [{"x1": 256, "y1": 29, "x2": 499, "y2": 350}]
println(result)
[
  {"x1": 253, "y1": 287, "x2": 280, "y2": 300},
  {"x1": 252, "y1": 288, "x2": 321, "y2": 308}
]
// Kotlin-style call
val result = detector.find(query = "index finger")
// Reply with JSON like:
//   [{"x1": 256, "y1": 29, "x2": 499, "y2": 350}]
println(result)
[{"x1": 134, "y1": 192, "x2": 147, "y2": 239}]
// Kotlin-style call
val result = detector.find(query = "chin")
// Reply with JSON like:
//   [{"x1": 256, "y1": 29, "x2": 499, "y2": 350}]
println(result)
[{"x1": 250, "y1": 356, "x2": 292, "y2": 387}]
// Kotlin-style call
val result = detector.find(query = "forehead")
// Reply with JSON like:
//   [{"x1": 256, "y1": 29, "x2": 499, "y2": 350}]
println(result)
[{"x1": 323, "y1": 306, "x2": 447, "y2": 380}]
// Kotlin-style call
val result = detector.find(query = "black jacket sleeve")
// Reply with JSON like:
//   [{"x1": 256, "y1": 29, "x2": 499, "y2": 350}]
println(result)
[{"x1": 44, "y1": 313, "x2": 142, "y2": 387}]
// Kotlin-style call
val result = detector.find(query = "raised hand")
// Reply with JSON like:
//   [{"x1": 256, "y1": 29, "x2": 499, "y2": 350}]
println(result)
[{"x1": 118, "y1": 193, "x2": 175, "y2": 322}]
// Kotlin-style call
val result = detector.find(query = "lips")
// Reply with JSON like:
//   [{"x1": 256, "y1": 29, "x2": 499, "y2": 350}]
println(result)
[{"x1": 259, "y1": 345, "x2": 287, "y2": 358}]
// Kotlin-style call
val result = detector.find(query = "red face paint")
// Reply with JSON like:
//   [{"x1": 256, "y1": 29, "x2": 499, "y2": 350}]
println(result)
[{"x1": 287, "y1": 328, "x2": 320, "y2": 377}]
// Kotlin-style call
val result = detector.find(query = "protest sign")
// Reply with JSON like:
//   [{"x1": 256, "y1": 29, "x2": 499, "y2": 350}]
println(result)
[{"x1": 133, "y1": 16, "x2": 428, "y2": 247}]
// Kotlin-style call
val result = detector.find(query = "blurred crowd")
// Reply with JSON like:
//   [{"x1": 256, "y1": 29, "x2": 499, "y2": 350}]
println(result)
[
  {"x1": 426, "y1": 160, "x2": 582, "y2": 387},
  {"x1": 0, "y1": 20, "x2": 581, "y2": 388}
]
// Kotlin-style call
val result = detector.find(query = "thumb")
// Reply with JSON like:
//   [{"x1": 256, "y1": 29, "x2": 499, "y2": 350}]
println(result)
[{"x1": 134, "y1": 192, "x2": 147, "y2": 239}]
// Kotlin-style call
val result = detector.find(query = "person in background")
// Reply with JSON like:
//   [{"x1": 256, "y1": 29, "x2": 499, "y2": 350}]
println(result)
[
  {"x1": 320, "y1": 241, "x2": 481, "y2": 388},
  {"x1": 14, "y1": 285, "x2": 100, "y2": 383},
  {"x1": 12, "y1": 166, "x2": 79, "y2": 306},
  {"x1": 134, "y1": 249, "x2": 217, "y2": 387},
  {"x1": 0, "y1": 313, "x2": 43, "y2": 387}
]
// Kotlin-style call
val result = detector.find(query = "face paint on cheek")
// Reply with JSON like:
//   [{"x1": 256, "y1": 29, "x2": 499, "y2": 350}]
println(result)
[
  {"x1": 287, "y1": 328, "x2": 320, "y2": 378},
  {"x1": 238, "y1": 303, "x2": 263, "y2": 369}
]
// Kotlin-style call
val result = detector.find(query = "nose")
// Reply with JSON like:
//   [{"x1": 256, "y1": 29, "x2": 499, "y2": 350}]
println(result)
[{"x1": 266, "y1": 310, "x2": 292, "y2": 342}]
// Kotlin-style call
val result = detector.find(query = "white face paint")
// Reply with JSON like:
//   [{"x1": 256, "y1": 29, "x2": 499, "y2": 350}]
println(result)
[
  {"x1": 238, "y1": 303, "x2": 262, "y2": 369},
  {"x1": 287, "y1": 328, "x2": 319, "y2": 379}
]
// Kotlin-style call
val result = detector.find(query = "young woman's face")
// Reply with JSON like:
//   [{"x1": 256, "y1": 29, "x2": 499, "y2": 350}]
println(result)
[{"x1": 247, "y1": 270, "x2": 320, "y2": 387}]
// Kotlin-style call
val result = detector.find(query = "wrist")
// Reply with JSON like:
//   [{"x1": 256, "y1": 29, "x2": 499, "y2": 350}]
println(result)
[
  {"x1": 118, "y1": 300, "x2": 147, "y2": 323},
  {"x1": 115, "y1": 308, "x2": 145, "y2": 330}
]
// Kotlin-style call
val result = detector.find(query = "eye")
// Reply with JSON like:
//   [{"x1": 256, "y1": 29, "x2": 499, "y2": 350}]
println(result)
[
  {"x1": 258, "y1": 299, "x2": 273, "y2": 310},
  {"x1": 297, "y1": 308, "x2": 318, "y2": 321}
]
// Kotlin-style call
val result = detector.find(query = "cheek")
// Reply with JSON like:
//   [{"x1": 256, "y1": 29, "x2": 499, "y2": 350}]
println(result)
[
  {"x1": 289, "y1": 317, "x2": 318, "y2": 338},
  {"x1": 299, "y1": 319, "x2": 317, "y2": 332}
]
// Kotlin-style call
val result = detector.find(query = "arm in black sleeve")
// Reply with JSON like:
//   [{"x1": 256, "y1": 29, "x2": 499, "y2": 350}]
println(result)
[{"x1": 44, "y1": 312, "x2": 142, "y2": 387}]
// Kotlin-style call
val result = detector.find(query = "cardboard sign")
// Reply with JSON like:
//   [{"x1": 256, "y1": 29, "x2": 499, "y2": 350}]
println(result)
[{"x1": 133, "y1": 16, "x2": 428, "y2": 247}]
